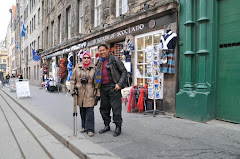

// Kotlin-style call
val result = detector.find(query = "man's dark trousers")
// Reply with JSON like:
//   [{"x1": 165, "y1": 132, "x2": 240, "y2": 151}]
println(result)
[{"x1": 100, "y1": 83, "x2": 122, "y2": 126}]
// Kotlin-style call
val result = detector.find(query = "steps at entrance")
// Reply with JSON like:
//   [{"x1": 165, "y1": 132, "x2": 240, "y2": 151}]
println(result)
[
  {"x1": 0, "y1": 90, "x2": 79, "y2": 159},
  {"x1": 0, "y1": 106, "x2": 23, "y2": 159}
]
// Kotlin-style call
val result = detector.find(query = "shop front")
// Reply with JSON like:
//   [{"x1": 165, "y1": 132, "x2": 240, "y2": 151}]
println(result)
[
  {"x1": 87, "y1": 12, "x2": 178, "y2": 113},
  {"x1": 42, "y1": 42, "x2": 87, "y2": 92}
]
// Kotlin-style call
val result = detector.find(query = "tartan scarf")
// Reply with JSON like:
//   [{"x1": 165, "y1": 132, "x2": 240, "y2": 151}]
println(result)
[{"x1": 94, "y1": 57, "x2": 105, "y2": 89}]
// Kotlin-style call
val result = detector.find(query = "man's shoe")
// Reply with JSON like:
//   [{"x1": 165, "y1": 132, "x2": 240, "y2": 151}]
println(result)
[
  {"x1": 113, "y1": 126, "x2": 121, "y2": 137},
  {"x1": 99, "y1": 125, "x2": 110, "y2": 134}
]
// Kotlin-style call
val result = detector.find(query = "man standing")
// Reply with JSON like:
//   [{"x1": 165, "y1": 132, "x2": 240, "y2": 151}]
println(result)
[{"x1": 95, "y1": 44, "x2": 127, "y2": 137}]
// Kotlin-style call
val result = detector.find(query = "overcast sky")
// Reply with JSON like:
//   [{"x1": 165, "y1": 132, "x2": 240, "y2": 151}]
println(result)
[{"x1": 0, "y1": 0, "x2": 16, "y2": 42}]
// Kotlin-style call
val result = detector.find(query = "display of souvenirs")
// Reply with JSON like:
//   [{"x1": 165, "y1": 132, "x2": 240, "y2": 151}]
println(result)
[
  {"x1": 109, "y1": 44, "x2": 122, "y2": 60},
  {"x1": 145, "y1": 46, "x2": 164, "y2": 100},
  {"x1": 67, "y1": 52, "x2": 73, "y2": 81},
  {"x1": 159, "y1": 30, "x2": 177, "y2": 74},
  {"x1": 59, "y1": 58, "x2": 67, "y2": 79},
  {"x1": 43, "y1": 61, "x2": 48, "y2": 75}
]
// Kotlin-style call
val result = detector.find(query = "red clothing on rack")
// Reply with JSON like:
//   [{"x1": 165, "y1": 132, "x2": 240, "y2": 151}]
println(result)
[
  {"x1": 127, "y1": 87, "x2": 137, "y2": 113},
  {"x1": 137, "y1": 88, "x2": 144, "y2": 113}
]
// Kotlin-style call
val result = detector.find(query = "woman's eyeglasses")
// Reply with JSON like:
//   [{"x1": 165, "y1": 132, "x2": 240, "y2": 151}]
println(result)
[{"x1": 83, "y1": 57, "x2": 90, "y2": 59}]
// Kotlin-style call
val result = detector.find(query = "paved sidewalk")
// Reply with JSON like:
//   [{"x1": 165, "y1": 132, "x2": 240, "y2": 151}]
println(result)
[{"x1": 2, "y1": 86, "x2": 240, "y2": 159}]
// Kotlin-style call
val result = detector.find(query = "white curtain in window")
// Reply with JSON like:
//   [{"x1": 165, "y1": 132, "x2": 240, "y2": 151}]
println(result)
[
  {"x1": 79, "y1": 0, "x2": 83, "y2": 33},
  {"x1": 67, "y1": 9, "x2": 71, "y2": 39},
  {"x1": 122, "y1": 0, "x2": 128, "y2": 14},
  {"x1": 116, "y1": 0, "x2": 128, "y2": 17},
  {"x1": 95, "y1": 0, "x2": 101, "y2": 27}
]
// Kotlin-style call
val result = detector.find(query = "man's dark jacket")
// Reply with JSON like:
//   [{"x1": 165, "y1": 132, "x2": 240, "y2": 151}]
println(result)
[{"x1": 98, "y1": 55, "x2": 127, "y2": 89}]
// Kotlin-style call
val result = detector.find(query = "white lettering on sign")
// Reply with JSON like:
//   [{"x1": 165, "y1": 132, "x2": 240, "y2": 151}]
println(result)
[
  {"x1": 88, "y1": 24, "x2": 145, "y2": 46},
  {"x1": 45, "y1": 41, "x2": 87, "y2": 59}
]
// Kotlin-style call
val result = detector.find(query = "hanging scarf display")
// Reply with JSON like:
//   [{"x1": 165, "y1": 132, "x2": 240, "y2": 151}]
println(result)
[
  {"x1": 137, "y1": 88, "x2": 144, "y2": 113},
  {"x1": 94, "y1": 57, "x2": 105, "y2": 89},
  {"x1": 127, "y1": 86, "x2": 137, "y2": 113},
  {"x1": 43, "y1": 61, "x2": 48, "y2": 75},
  {"x1": 59, "y1": 58, "x2": 67, "y2": 79},
  {"x1": 67, "y1": 52, "x2": 73, "y2": 81}
]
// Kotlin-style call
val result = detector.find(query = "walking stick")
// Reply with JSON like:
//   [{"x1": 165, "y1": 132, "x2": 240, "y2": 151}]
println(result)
[{"x1": 73, "y1": 88, "x2": 78, "y2": 136}]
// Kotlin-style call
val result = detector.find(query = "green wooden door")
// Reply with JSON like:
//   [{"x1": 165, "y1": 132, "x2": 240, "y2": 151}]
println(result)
[{"x1": 216, "y1": 0, "x2": 240, "y2": 123}]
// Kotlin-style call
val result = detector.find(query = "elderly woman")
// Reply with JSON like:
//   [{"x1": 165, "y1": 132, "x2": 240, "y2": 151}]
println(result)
[{"x1": 70, "y1": 52, "x2": 99, "y2": 137}]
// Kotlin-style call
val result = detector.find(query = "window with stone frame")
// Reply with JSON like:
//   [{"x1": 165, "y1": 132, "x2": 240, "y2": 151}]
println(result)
[
  {"x1": 58, "y1": 15, "x2": 62, "y2": 44},
  {"x1": 94, "y1": 0, "x2": 101, "y2": 27},
  {"x1": 66, "y1": 7, "x2": 71, "y2": 39},
  {"x1": 38, "y1": 8, "x2": 40, "y2": 25},
  {"x1": 116, "y1": 0, "x2": 128, "y2": 17},
  {"x1": 34, "y1": 66, "x2": 36, "y2": 80},
  {"x1": 46, "y1": 26, "x2": 49, "y2": 48},
  {"x1": 78, "y1": 0, "x2": 84, "y2": 34},
  {"x1": 51, "y1": 21, "x2": 55, "y2": 46}
]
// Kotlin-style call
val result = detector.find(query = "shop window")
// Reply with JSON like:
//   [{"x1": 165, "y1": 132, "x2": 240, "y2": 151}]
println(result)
[
  {"x1": 90, "y1": 46, "x2": 98, "y2": 64},
  {"x1": 94, "y1": 0, "x2": 101, "y2": 27},
  {"x1": 135, "y1": 30, "x2": 163, "y2": 86},
  {"x1": 116, "y1": 0, "x2": 128, "y2": 17}
]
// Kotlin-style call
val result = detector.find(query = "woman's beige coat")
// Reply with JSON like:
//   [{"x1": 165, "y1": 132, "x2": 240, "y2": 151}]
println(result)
[{"x1": 70, "y1": 63, "x2": 99, "y2": 107}]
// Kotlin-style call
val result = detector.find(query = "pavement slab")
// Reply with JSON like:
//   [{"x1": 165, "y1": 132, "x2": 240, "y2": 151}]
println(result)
[{"x1": 1, "y1": 86, "x2": 240, "y2": 159}]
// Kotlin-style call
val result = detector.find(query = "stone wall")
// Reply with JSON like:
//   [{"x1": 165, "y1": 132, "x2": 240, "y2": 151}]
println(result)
[{"x1": 39, "y1": 0, "x2": 179, "y2": 111}]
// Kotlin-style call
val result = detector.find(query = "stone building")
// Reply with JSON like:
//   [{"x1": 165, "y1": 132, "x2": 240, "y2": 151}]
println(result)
[
  {"x1": 7, "y1": 5, "x2": 18, "y2": 77},
  {"x1": 0, "y1": 40, "x2": 9, "y2": 81},
  {"x1": 18, "y1": 0, "x2": 43, "y2": 85},
  {"x1": 40, "y1": 0, "x2": 179, "y2": 113}
]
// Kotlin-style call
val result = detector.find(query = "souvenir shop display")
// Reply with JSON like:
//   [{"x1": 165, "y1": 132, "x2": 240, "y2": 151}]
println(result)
[
  {"x1": 122, "y1": 39, "x2": 134, "y2": 62},
  {"x1": 43, "y1": 61, "x2": 48, "y2": 81},
  {"x1": 66, "y1": 52, "x2": 73, "y2": 91},
  {"x1": 127, "y1": 85, "x2": 148, "y2": 113},
  {"x1": 159, "y1": 30, "x2": 177, "y2": 74},
  {"x1": 145, "y1": 45, "x2": 165, "y2": 116},
  {"x1": 67, "y1": 52, "x2": 73, "y2": 81},
  {"x1": 59, "y1": 58, "x2": 67, "y2": 80},
  {"x1": 121, "y1": 87, "x2": 132, "y2": 106},
  {"x1": 45, "y1": 78, "x2": 57, "y2": 92},
  {"x1": 109, "y1": 44, "x2": 122, "y2": 60},
  {"x1": 122, "y1": 55, "x2": 132, "y2": 87}
]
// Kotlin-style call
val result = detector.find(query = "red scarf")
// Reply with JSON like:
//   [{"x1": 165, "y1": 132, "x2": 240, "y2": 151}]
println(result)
[{"x1": 137, "y1": 89, "x2": 144, "y2": 113}]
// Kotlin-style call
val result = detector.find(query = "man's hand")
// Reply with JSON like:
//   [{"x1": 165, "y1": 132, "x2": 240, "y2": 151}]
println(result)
[{"x1": 114, "y1": 84, "x2": 121, "y2": 91}]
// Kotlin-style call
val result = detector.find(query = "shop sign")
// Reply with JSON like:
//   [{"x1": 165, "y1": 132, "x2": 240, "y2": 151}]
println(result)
[
  {"x1": 44, "y1": 41, "x2": 87, "y2": 59},
  {"x1": 88, "y1": 24, "x2": 145, "y2": 46}
]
